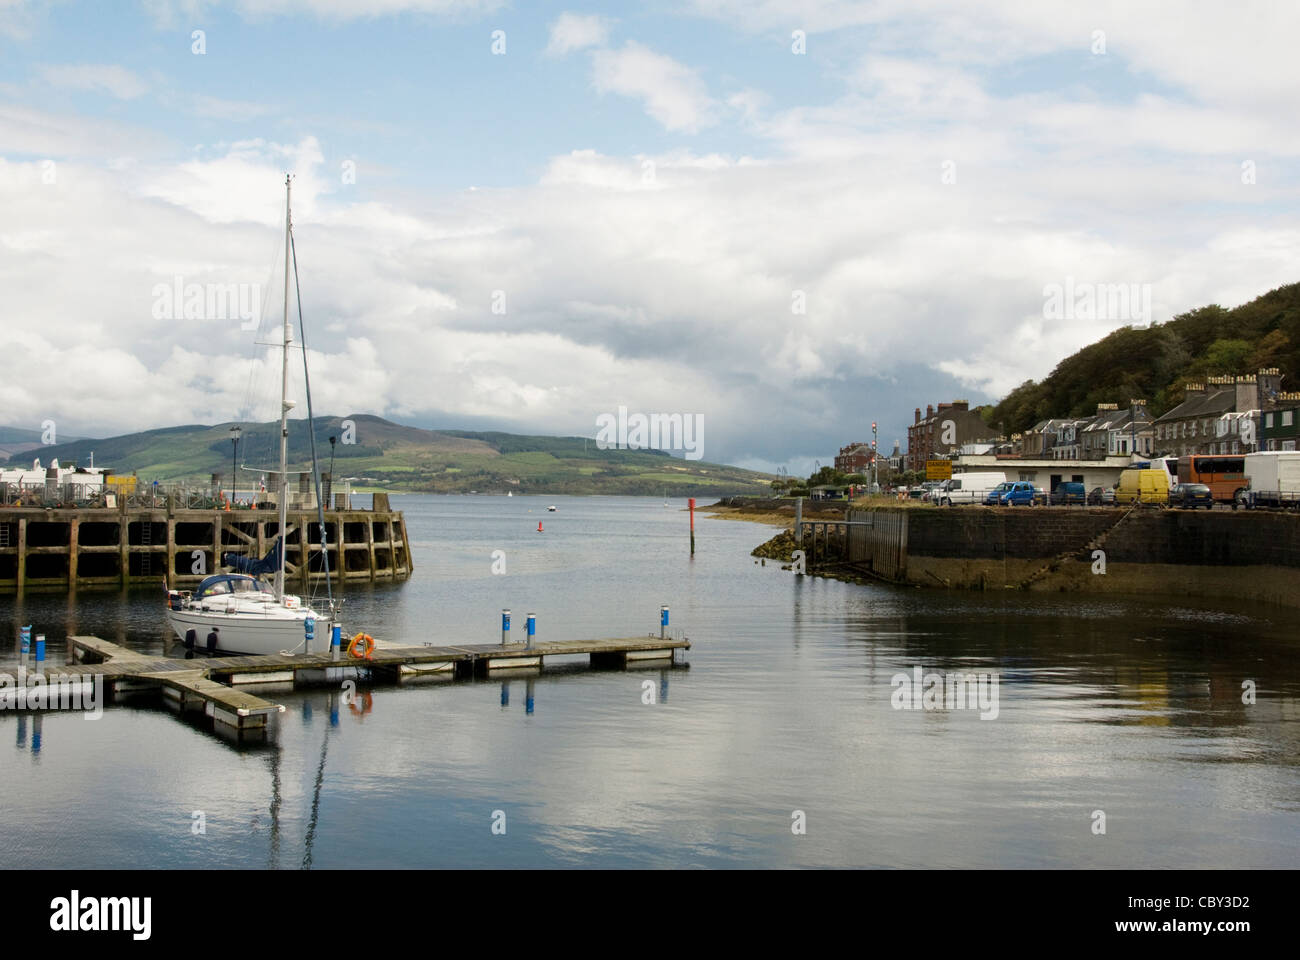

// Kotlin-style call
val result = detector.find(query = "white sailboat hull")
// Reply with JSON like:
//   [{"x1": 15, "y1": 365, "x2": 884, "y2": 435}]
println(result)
[{"x1": 166, "y1": 603, "x2": 334, "y2": 657}]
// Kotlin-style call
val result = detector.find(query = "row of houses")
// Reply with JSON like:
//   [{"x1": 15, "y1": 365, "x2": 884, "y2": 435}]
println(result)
[
  {"x1": 905, "y1": 369, "x2": 1295, "y2": 468},
  {"x1": 1015, "y1": 369, "x2": 1289, "y2": 461},
  {"x1": 823, "y1": 368, "x2": 1297, "y2": 492}
]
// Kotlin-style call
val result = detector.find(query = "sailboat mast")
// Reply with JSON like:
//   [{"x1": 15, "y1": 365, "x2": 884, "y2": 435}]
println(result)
[{"x1": 275, "y1": 174, "x2": 292, "y2": 601}]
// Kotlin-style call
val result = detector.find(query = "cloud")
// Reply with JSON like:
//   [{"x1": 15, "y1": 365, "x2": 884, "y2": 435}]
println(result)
[
  {"x1": 5, "y1": 4, "x2": 1300, "y2": 470},
  {"x1": 39, "y1": 63, "x2": 149, "y2": 100},
  {"x1": 141, "y1": 0, "x2": 502, "y2": 25},
  {"x1": 0, "y1": 0, "x2": 35, "y2": 39},
  {"x1": 190, "y1": 94, "x2": 275, "y2": 121},
  {"x1": 546, "y1": 12, "x2": 611, "y2": 56},
  {"x1": 590, "y1": 42, "x2": 717, "y2": 133}
]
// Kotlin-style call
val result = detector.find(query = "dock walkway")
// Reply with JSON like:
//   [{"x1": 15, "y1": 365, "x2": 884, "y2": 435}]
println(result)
[{"x1": 25, "y1": 633, "x2": 689, "y2": 736}]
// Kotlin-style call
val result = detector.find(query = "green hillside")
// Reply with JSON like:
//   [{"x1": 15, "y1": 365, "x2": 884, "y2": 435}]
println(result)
[
  {"x1": 987, "y1": 281, "x2": 1300, "y2": 434},
  {"x1": 4, "y1": 414, "x2": 774, "y2": 496}
]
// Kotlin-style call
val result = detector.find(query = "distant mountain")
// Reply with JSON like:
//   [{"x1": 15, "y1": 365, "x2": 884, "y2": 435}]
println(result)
[
  {"x1": 0, "y1": 425, "x2": 84, "y2": 461},
  {"x1": 4, "y1": 414, "x2": 773, "y2": 496},
  {"x1": 986, "y1": 281, "x2": 1300, "y2": 434}
]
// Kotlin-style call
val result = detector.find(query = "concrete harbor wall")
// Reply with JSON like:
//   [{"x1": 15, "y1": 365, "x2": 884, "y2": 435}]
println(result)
[
  {"x1": 845, "y1": 505, "x2": 1300, "y2": 608},
  {"x1": 0, "y1": 495, "x2": 412, "y2": 593}
]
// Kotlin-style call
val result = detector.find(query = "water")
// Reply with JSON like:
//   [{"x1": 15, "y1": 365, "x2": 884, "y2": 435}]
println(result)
[{"x1": 1, "y1": 495, "x2": 1297, "y2": 868}]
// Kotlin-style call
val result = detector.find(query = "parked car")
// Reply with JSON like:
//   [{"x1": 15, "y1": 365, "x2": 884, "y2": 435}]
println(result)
[
  {"x1": 1087, "y1": 486, "x2": 1116, "y2": 506},
  {"x1": 1000, "y1": 481, "x2": 1043, "y2": 506},
  {"x1": 984, "y1": 482, "x2": 1012, "y2": 506},
  {"x1": 1169, "y1": 482, "x2": 1214, "y2": 509},
  {"x1": 1049, "y1": 481, "x2": 1086, "y2": 505},
  {"x1": 920, "y1": 480, "x2": 946, "y2": 502}
]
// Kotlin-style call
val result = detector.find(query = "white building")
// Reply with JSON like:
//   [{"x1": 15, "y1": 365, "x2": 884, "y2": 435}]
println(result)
[
  {"x1": 953, "y1": 454, "x2": 1138, "y2": 491},
  {"x1": 0, "y1": 458, "x2": 109, "y2": 498}
]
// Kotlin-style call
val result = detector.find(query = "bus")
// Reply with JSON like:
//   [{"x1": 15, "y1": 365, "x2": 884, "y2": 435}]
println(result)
[
  {"x1": 1131, "y1": 456, "x2": 1178, "y2": 490},
  {"x1": 1178, "y1": 454, "x2": 1247, "y2": 503}
]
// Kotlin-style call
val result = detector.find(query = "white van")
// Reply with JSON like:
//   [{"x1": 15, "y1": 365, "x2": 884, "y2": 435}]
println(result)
[{"x1": 937, "y1": 471, "x2": 1007, "y2": 506}]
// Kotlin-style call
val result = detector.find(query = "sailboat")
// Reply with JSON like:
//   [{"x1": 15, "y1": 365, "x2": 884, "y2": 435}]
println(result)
[{"x1": 165, "y1": 176, "x2": 337, "y2": 656}]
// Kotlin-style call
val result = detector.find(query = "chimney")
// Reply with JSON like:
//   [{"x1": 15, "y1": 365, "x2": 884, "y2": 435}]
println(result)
[
  {"x1": 915, "y1": 407, "x2": 921, "y2": 424},
  {"x1": 926, "y1": 404, "x2": 934, "y2": 419},
  {"x1": 1183, "y1": 383, "x2": 1206, "y2": 399},
  {"x1": 1255, "y1": 367, "x2": 1282, "y2": 408}
]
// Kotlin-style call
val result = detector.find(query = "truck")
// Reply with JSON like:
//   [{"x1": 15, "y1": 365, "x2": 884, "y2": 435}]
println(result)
[
  {"x1": 936, "y1": 471, "x2": 1007, "y2": 506},
  {"x1": 1241, "y1": 451, "x2": 1300, "y2": 509}
]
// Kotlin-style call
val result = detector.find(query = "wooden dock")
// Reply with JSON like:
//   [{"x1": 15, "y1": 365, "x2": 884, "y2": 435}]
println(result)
[
  {"x1": 0, "y1": 494, "x2": 411, "y2": 594},
  {"x1": 31, "y1": 632, "x2": 690, "y2": 737}
]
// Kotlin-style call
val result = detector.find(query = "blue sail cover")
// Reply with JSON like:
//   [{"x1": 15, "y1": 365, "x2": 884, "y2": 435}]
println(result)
[{"x1": 223, "y1": 539, "x2": 282, "y2": 577}]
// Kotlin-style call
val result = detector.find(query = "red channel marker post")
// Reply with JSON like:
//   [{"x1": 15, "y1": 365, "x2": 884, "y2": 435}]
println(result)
[{"x1": 689, "y1": 497, "x2": 695, "y2": 555}]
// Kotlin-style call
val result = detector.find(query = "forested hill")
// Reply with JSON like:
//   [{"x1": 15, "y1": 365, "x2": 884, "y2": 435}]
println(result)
[{"x1": 986, "y1": 281, "x2": 1300, "y2": 434}]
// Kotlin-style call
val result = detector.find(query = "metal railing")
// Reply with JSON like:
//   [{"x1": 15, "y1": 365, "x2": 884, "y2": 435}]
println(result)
[{"x1": 1, "y1": 478, "x2": 353, "y2": 511}]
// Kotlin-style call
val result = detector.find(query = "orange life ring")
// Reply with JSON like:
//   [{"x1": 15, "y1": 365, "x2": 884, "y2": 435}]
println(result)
[{"x1": 348, "y1": 632, "x2": 375, "y2": 660}]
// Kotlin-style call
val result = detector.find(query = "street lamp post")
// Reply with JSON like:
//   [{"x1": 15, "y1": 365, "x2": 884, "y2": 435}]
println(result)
[
  {"x1": 871, "y1": 421, "x2": 878, "y2": 493},
  {"x1": 229, "y1": 425, "x2": 241, "y2": 506}
]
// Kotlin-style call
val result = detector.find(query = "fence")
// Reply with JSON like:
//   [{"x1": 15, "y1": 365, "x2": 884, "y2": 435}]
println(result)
[{"x1": 0, "y1": 478, "x2": 352, "y2": 511}]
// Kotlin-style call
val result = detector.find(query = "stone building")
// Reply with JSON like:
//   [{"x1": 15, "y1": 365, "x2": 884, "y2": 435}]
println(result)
[
  {"x1": 906, "y1": 401, "x2": 998, "y2": 471},
  {"x1": 1152, "y1": 369, "x2": 1280, "y2": 457}
]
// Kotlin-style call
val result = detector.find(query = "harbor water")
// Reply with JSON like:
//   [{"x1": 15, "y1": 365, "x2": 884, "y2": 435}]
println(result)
[{"x1": 1, "y1": 495, "x2": 1297, "y2": 868}]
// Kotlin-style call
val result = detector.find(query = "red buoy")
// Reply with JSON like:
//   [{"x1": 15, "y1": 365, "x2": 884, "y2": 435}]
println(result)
[{"x1": 538, "y1": 521, "x2": 543, "y2": 532}]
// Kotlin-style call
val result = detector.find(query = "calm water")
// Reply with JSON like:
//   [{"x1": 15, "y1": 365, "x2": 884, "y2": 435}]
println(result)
[{"x1": 1, "y1": 495, "x2": 1297, "y2": 868}]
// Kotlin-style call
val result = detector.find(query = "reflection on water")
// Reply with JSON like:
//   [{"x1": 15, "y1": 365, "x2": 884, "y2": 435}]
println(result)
[{"x1": 1, "y1": 495, "x2": 1297, "y2": 868}]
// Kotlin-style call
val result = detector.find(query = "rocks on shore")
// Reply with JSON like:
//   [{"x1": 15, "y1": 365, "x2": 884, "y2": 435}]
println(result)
[{"x1": 751, "y1": 528, "x2": 798, "y2": 561}]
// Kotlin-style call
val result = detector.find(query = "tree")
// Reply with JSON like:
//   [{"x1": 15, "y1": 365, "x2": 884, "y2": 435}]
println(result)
[
  {"x1": 1203, "y1": 338, "x2": 1253, "y2": 373},
  {"x1": 1249, "y1": 329, "x2": 1291, "y2": 370}
]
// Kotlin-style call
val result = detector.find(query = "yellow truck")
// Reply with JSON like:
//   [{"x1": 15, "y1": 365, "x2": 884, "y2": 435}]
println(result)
[{"x1": 1115, "y1": 467, "x2": 1169, "y2": 505}]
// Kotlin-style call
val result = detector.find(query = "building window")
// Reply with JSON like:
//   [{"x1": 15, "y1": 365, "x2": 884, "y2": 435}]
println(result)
[
  {"x1": 1284, "y1": 411, "x2": 1294, "y2": 427},
  {"x1": 1265, "y1": 413, "x2": 1274, "y2": 428}
]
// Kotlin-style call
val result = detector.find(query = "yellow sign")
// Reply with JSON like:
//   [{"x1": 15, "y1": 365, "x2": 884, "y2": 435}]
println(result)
[
  {"x1": 925, "y1": 459, "x2": 952, "y2": 481},
  {"x1": 105, "y1": 476, "x2": 137, "y2": 487}
]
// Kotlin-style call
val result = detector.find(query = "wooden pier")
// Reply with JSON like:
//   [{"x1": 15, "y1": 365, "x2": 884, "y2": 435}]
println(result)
[
  {"x1": 33, "y1": 632, "x2": 690, "y2": 737},
  {"x1": 0, "y1": 492, "x2": 411, "y2": 593}
]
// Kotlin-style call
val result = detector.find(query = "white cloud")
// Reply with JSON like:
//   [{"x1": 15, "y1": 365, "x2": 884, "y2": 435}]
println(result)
[
  {"x1": 690, "y1": 0, "x2": 1300, "y2": 112},
  {"x1": 136, "y1": 137, "x2": 328, "y2": 225},
  {"x1": 590, "y1": 42, "x2": 717, "y2": 133},
  {"x1": 190, "y1": 94, "x2": 275, "y2": 121},
  {"x1": 5, "y1": 4, "x2": 1300, "y2": 466},
  {"x1": 546, "y1": 12, "x2": 611, "y2": 56},
  {"x1": 40, "y1": 63, "x2": 149, "y2": 100},
  {"x1": 142, "y1": 0, "x2": 502, "y2": 25},
  {"x1": 0, "y1": 0, "x2": 35, "y2": 38}
]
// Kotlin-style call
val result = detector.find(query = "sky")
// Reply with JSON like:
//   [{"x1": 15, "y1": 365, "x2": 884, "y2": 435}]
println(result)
[{"x1": 1, "y1": 0, "x2": 1298, "y2": 476}]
